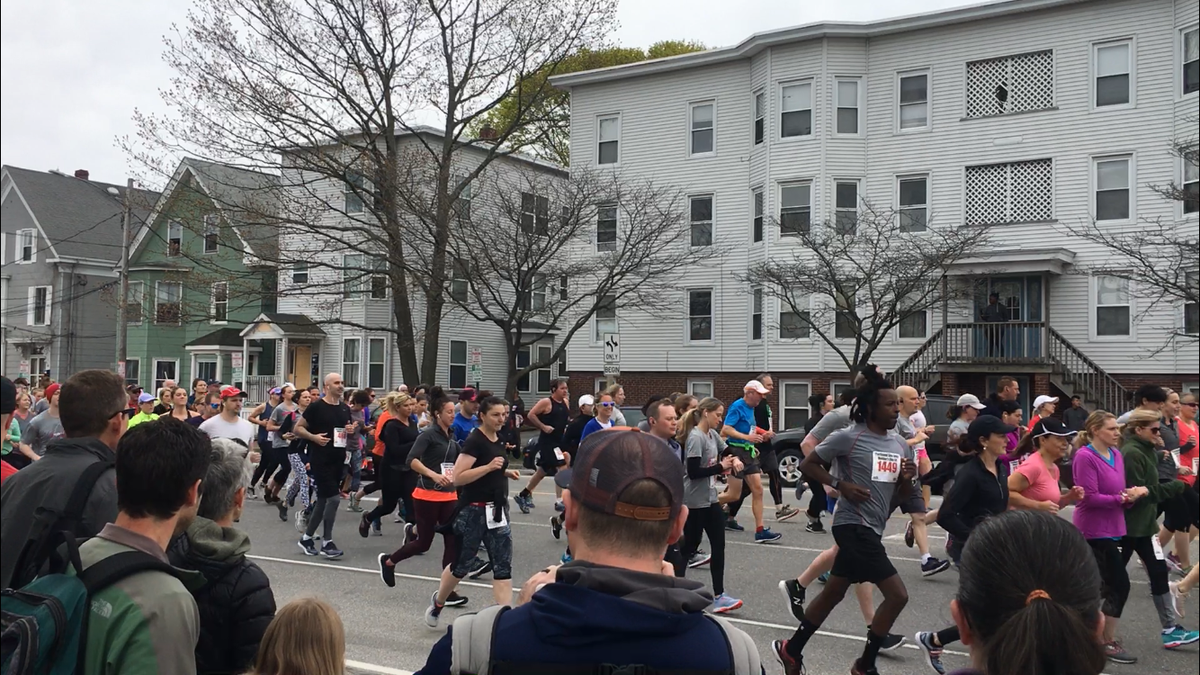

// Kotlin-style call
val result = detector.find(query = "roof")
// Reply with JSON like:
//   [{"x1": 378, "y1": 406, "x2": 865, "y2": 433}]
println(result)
[
  {"x1": 2, "y1": 165, "x2": 159, "y2": 263},
  {"x1": 185, "y1": 327, "x2": 247, "y2": 348},
  {"x1": 549, "y1": 0, "x2": 1090, "y2": 88},
  {"x1": 239, "y1": 312, "x2": 326, "y2": 338}
]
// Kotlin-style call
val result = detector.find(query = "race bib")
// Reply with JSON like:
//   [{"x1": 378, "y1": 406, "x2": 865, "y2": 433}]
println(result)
[
  {"x1": 872, "y1": 451, "x2": 901, "y2": 483},
  {"x1": 1151, "y1": 536, "x2": 1165, "y2": 561},
  {"x1": 333, "y1": 427, "x2": 347, "y2": 448},
  {"x1": 440, "y1": 462, "x2": 455, "y2": 479},
  {"x1": 1009, "y1": 460, "x2": 1020, "y2": 475},
  {"x1": 553, "y1": 447, "x2": 565, "y2": 462},
  {"x1": 267, "y1": 431, "x2": 276, "y2": 443},
  {"x1": 486, "y1": 503, "x2": 508, "y2": 530},
  {"x1": 1172, "y1": 449, "x2": 1181, "y2": 467},
  {"x1": 1193, "y1": 457, "x2": 1198, "y2": 475}
]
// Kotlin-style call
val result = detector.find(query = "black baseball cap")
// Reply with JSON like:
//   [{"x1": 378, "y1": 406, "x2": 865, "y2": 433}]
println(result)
[
  {"x1": 1032, "y1": 417, "x2": 1075, "y2": 438},
  {"x1": 554, "y1": 429, "x2": 685, "y2": 522},
  {"x1": 1, "y1": 376, "x2": 15, "y2": 416},
  {"x1": 967, "y1": 414, "x2": 1017, "y2": 440}
]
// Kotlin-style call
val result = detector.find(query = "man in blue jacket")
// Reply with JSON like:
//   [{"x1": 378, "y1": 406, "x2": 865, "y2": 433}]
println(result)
[{"x1": 415, "y1": 429, "x2": 763, "y2": 675}]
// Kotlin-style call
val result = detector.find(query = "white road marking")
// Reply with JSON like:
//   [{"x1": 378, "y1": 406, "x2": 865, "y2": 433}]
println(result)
[{"x1": 346, "y1": 660, "x2": 414, "y2": 675}]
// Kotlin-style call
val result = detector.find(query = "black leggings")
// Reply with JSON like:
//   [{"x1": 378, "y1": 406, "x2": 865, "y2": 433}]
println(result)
[
  {"x1": 364, "y1": 469, "x2": 418, "y2": 524},
  {"x1": 1089, "y1": 538, "x2": 1132, "y2": 618},
  {"x1": 681, "y1": 504, "x2": 727, "y2": 596},
  {"x1": 270, "y1": 448, "x2": 291, "y2": 485},
  {"x1": 1121, "y1": 535, "x2": 1170, "y2": 596},
  {"x1": 805, "y1": 478, "x2": 826, "y2": 519}
]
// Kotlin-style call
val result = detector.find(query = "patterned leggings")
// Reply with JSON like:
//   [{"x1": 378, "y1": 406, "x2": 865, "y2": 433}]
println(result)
[{"x1": 285, "y1": 453, "x2": 312, "y2": 509}]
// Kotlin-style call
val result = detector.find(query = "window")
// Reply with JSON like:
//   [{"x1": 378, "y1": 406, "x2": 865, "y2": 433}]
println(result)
[
  {"x1": 557, "y1": 348, "x2": 567, "y2": 377},
  {"x1": 834, "y1": 181, "x2": 859, "y2": 234},
  {"x1": 29, "y1": 352, "x2": 47, "y2": 380},
  {"x1": 195, "y1": 358, "x2": 218, "y2": 384},
  {"x1": 203, "y1": 215, "x2": 219, "y2": 254},
  {"x1": 1094, "y1": 41, "x2": 1131, "y2": 107},
  {"x1": 689, "y1": 380, "x2": 714, "y2": 399},
  {"x1": 966, "y1": 50, "x2": 1054, "y2": 117},
  {"x1": 781, "y1": 381, "x2": 811, "y2": 430},
  {"x1": 370, "y1": 259, "x2": 388, "y2": 300},
  {"x1": 17, "y1": 229, "x2": 35, "y2": 263},
  {"x1": 124, "y1": 358, "x2": 140, "y2": 388},
  {"x1": 598, "y1": 115, "x2": 620, "y2": 164},
  {"x1": 292, "y1": 263, "x2": 309, "y2": 284},
  {"x1": 368, "y1": 338, "x2": 386, "y2": 389},
  {"x1": 155, "y1": 281, "x2": 182, "y2": 324},
  {"x1": 342, "y1": 338, "x2": 361, "y2": 388},
  {"x1": 520, "y1": 192, "x2": 549, "y2": 236},
  {"x1": 516, "y1": 348, "x2": 532, "y2": 392},
  {"x1": 898, "y1": 71, "x2": 929, "y2": 130},
  {"x1": 898, "y1": 176, "x2": 929, "y2": 232},
  {"x1": 449, "y1": 340, "x2": 467, "y2": 388},
  {"x1": 1185, "y1": 27, "x2": 1199, "y2": 96},
  {"x1": 559, "y1": 276, "x2": 568, "y2": 301},
  {"x1": 1095, "y1": 276, "x2": 1131, "y2": 336},
  {"x1": 836, "y1": 79, "x2": 860, "y2": 134},
  {"x1": 596, "y1": 203, "x2": 617, "y2": 251},
  {"x1": 780, "y1": 182, "x2": 811, "y2": 236},
  {"x1": 520, "y1": 272, "x2": 548, "y2": 312},
  {"x1": 751, "y1": 287, "x2": 763, "y2": 341},
  {"x1": 1183, "y1": 146, "x2": 1198, "y2": 214},
  {"x1": 753, "y1": 91, "x2": 765, "y2": 145},
  {"x1": 835, "y1": 290, "x2": 856, "y2": 338},
  {"x1": 126, "y1": 280, "x2": 144, "y2": 325},
  {"x1": 153, "y1": 359, "x2": 178, "y2": 392},
  {"x1": 211, "y1": 282, "x2": 228, "y2": 323},
  {"x1": 752, "y1": 188, "x2": 764, "y2": 243},
  {"x1": 831, "y1": 381, "x2": 854, "y2": 403},
  {"x1": 343, "y1": 253, "x2": 364, "y2": 298},
  {"x1": 779, "y1": 294, "x2": 810, "y2": 339},
  {"x1": 449, "y1": 258, "x2": 469, "y2": 302},
  {"x1": 345, "y1": 174, "x2": 364, "y2": 214},
  {"x1": 780, "y1": 82, "x2": 812, "y2": 137},
  {"x1": 690, "y1": 195, "x2": 713, "y2": 247},
  {"x1": 536, "y1": 345, "x2": 553, "y2": 393},
  {"x1": 687, "y1": 289, "x2": 712, "y2": 342},
  {"x1": 899, "y1": 309, "x2": 928, "y2": 339},
  {"x1": 167, "y1": 221, "x2": 182, "y2": 257},
  {"x1": 453, "y1": 175, "x2": 473, "y2": 220},
  {"x1": 1185, "y1": 271, "x2": 1198, "y2": 335},
  {"x1": 690, "y1": 102, "x2": 714, "y2": 155},
  {"x1": 1094, "y1": 156, "x2": 1131, "y2": 221},
  {"x1": 595, "y1": 295, "x2": 617, "y2": 341},
  {"x1": 964, "y1": 159, "x2": 1054, "y2": 225},
  {"x1": 27, "y1": 286, "x2": 50, "y2": 326}
]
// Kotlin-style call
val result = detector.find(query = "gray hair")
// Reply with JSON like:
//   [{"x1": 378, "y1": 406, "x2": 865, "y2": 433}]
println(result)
[{"x1": 197, "y1": 438, "x2": 252, "y2": 521}]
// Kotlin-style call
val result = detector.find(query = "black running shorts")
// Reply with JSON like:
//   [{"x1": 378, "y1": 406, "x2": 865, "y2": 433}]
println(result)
[{"x1": 831, "y1": 524, "x2": 898, "y2": 584}]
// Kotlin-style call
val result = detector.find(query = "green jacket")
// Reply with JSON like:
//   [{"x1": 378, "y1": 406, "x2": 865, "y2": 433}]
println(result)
[
  {"x1": 78, "y1": 523, "x2": 205, "y2": 675},
  {"x1": 1122, "y1": 436, "x2": 1186, "y2": 538}
]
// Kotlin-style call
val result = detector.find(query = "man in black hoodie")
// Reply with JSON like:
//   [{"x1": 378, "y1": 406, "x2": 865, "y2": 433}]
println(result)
[{"x1": 415, "y1": 430, "x2": 763, "y2": 675}]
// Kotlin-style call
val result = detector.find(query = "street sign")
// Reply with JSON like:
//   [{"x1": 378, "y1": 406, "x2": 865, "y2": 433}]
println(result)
[
  {"x1": 231, "y1": 352, "x2": 243, "y2": 369},
  {"x1": 468, "y1": 347, "x2": 483, "y2": 385},
  {"x1": 602, "y1": 333, "x2": 620, "y2": 364},
  {"x1": 603, "y1": 364, "x2": 620, "y2": 376},
  {"x1": 18, "y1": 360, "x2": 29, "y2": 378},
  {"x1": 117, "y1": 361, "x2": 126, "y2": 378}
]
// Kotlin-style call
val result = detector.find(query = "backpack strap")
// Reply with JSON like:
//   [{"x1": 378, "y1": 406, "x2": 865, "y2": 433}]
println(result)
[
  {"x1": 77, "y1": 550, "x2": 178, "y2": 595},
  {"x1": 63, "y1": 460, "x2": 116, "y2": 527},
  {"x1": 706, "y1": 614, "x2": 762, "y2": 675},
  {"x1": 450, "y1": 603, "x2": 508, "y2": 675}
]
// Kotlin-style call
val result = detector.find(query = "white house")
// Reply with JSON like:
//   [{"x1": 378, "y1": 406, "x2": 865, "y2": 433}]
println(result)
[{"x1": 551, "y1": 0, "x2": 1199, "y2": 424}]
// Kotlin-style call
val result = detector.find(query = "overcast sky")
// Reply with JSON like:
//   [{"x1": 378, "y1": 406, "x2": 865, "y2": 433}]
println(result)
[{"x1": 1, "y1": 0, "x2": 978, "y2": 184}]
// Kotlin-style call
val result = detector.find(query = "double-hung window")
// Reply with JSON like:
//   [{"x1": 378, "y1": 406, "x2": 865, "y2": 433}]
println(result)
[
  {"x1": 1095, "y1": 276, "x2": 1131, "y2": 336},
  {"x1": 126, "y1": 280, "x2": 144, "y2": 325},
  {"x1": 835, "y1": 290, "x2": 857, "y2": 339},
  {"x1": 780, "y1": 82, "x2": 812, "y2": 137},
  {"x1": 1185, "y1": 271, "x2": 1198, "y2": 335},
  {"x1": 1094, "y1": 156, "x2": 1132, "y2": 221},
  {"x1": 688, "y1": 289, "x2": 713, "y2": 342},
  {"x1": 690, "y1": 195, "x2": 713, "y2": 247},
  {"x1": 835, "y1": 79, "x2": 860, "y2": 134},
  {"x1": 203, "y1": 215, "x2": 219, "y2": 254},
  {"x1": 167, "y1": 221, "x2": 183, "y2": 257},
  {"x1": 1183, "y1": 145, "x2": 1199, "y2": 215},
  {"x1": 779, "y1": 293, "x2": 810, "y2": 339},
  {"x1": 752, "y1": 188, "x2": 764, "y2": 243},
  {"x1": 292, "y1": 263, "x2": 309, "y2": 284},
  {"x1": 342, "y1": 338, "x2": 361, "y2": 388},
  {"x1": 449, "y1": 258, "x2": 469, "y2": 302},
  {"x1": 345, "y1": 174, "x2": 365, "y2": 214},
  {"x1": 598, "y1": 115, "x2": 620, "y2": 165},
  {"x1": 595, "y1": 295, "x2": 617, "y2": 341},
  {"x1": 536, "y1": 345, "x2": 553, "y2": 392},
  {"x1": 211, "y1": 282, "x2": 228, "y2": 323},
  {"x1": 369, "y1": 259, "x2": 388, "y2": 299},
  {"x1": 753, "y1": 91, "x2": 765, "y2": 145},
  {"x1": 1094, "y1": 41, "x2": 1132, "y2": 108},
  {"x1": 453, "y1": 175, "x2": 472, "y2": 220},
  {"x1": 449, "y1": 340, "x2": 467, "y2": 388},
  {"x1": 367, "y1": 338, "x2": 386, "y2": 389},
  {"x1": 898, "y1": 71, "x2": 929, "y2": 130},
  {"x1": 834, "y1": 181, "x2": 859, "y2": 234},
  {"x1": 779, "y1": 183, "x2": 811, "y2": 236},
  {"x1": 155, "y1": 281, "x2": 182, "y2": 324},
  {"x1": 596, "y1": 203, "x2": 617, "y2": 251},
  {"x1": 898, "y1": 176, "x2": 928, "y2": 232},
  {"x1": 520, "y1": 192, "x2": 550, "y2": 235},
  {"x1": 1184, "y1": 27, "x2": 1199, "y2": 96},
  {"x1": 781, "y1": 382, "x2": 812, "y2": 430},
  {"x1": 689, "y1": 102, "x2": 714, "y2": 155},
  {"x1": 28, "y1": 286, "x2": 51, "y2": 326},
  {"x1": 343, "y1": 253, "x2": 364, "y2": 298},
  {"x1": 751, "y1": 288, "x2": 763, "y2": 341},
  {"x1": 18, "y1": 229, "x2": 36, "y2": 263}
]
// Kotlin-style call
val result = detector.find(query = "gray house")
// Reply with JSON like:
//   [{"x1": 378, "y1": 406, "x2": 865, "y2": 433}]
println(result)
[{"x1": 1, "y1": 166, "x2": 157, "y2": 381}]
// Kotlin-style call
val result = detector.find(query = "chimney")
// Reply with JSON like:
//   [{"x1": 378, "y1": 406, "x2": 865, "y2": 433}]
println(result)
[
  {"x1": 479, "y1": 125, "x2": 498, "y2": 142},
  {"x1": 74, "y1": 169, "x2": 89, "y2": 180}
]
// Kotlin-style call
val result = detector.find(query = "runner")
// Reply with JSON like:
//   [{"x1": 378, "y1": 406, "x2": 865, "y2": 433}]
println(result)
[
  {"x1": 279, "y1": 389, "x2": 313, "y2": 525},
  {"x1": 920, "y1": 393, "x2": 987, "y2": 526},
  {"x1": 514, "y1": 379, "x2": 570, "y2": 515},
  {"x1": 164, "y1": 386, "x2": 201, "y2": 424},
  {"x1": 264, "y1": 385, "x2": 299, "y2": 511},
  {"x1": 773, "y1": 369, "x2": 916, "y2": 675},
  {"x1": 1026, "y1": 394, "x2": 1058, "y2": 432},
  {"x1": 293, "y1": 373, "x2": 355, "y2": 560},
  {"x1": 1007, "y1": 418, "x2": 1084, "y2": 513},
  {"x1": 746, "y1": 374, "x2": 799, "y2": 524},
  {"x1": 18, "y1": 382, "x2": 63, "y2": 459},
  {"x1": 247, "y1": 386, "x2": 283, "y2": 499},
  {"x1": 603, "y1": 384, "x2": 628, "y2": 426},
  {"x1": 359, "y1": 392, "x2": 418, "y2": 539},
  {"x1": 895, "y1": 386, "x2": 950, "y2": 577},
  {"x1": 561, "y1": 394, "x2": 593, "y2": 459},
  {"x1": 199, "y1": 386, "x2": 256, "y2": 448},
  {"x1": 721, "y1": 380, "x2": 781, "y2": 543},
  {"x1": 1158, "y1": 389, "x2": 1198, "y2": 574},
  {"x1": 451, "y1": 389, "x2": 481, "y2": 444},
  {"x1": 126, "y1": 392, "x2": 159, "y2": 427},
  {"x1": 581, "y1": 392, "x2": 616, "y2": 439}
]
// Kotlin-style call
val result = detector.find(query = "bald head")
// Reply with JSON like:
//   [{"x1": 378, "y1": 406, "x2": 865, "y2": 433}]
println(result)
[
  {"x1": 323, "y1": 373, "x2": 345, "y2": 400},
  {"x1": 897, "y1": 385, "x2": 919, "y2": 415}
]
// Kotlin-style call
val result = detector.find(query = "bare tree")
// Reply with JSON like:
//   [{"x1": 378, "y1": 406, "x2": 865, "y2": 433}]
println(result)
[
  {"x1": 127, "y1": 0, "x2": 616, "y2": 385},
  {"x1": 740, "y1": 203, "x2": 988, "y2": 376}
]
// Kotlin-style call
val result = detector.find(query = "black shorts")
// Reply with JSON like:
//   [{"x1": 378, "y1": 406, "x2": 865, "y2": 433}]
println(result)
[
  {"x1": 898, "y1": 482, "x2": 926, "y2": 515},
  {"x1": 728, "y1": 445, "x2": 762, "y2": 476},
  {"x1": 831, "y1": 524, "x2": 898, "y2": 584},
  {"x1": 758, "y1": 447, "x2": 778, "y2": 473},
  {"x1": 536, "y1": 444, "x2": 567, "y2": 475},
  {"x1": 1163, "y1": 487, "x2": 1199, "y2": 532}
]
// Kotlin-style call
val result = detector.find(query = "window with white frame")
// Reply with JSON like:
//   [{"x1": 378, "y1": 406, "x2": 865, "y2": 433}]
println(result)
[
  {"x1": 1094, "y1": 156, "x2": 1131, "y2": 221},
  {"x1": 516, "y1": 348, "x2": 532, "y2": 392},
  {"x1": 155, "y1": 281, "x2": 182, "y2": 324},
  {"x1": 1183, "y1": 145, "x2": 1198, "y2": 215},
  {"x1": 1185, "y1": 27, "x2": 1199, "y2": 96},
  {"x1": 449, "y1": 258, "x2": 469, "y2": 302},
  {"x1": 753, "y1": 91, "x2": 765, "y2": 145},
  {"x1": 834, "y1": 181, "x2": 859, "y2": 234},
  {"x1": 688, "y1": 289, "x2": 712, "y2": 342},
  {"x1": 596, "y1": 203, "x2": 617, "y2": 251},
  {"x1": 520, "y1": 272, "x2": 548, "y2": 312},
  {"x1": 595, "y1": 295, "x2": 617, "y2": 341},
  {"x1": 343, "y1": 253, "x2": 364, "y2": 298},
  {"x1": 369, "y1": 259, "x2": 388, "y2": 300},
  {"x1": 559, "y1": 276, "x2": 568, "y2": 301},
  {"x1": 453, "y1": 175, "x2": 472, "y2": 220},
  {"x1": 898, "y1": 176, "x2": 928, "y2": 232},
  {"x1": 831, "y1": 381, "x2": 853, "y2": 403},
  {"x1": 751, "y1": 287, "x2": 763, "y2": 341},
  {"x1": 18, "y1": 229, "x2": 36, "y2": 263},
  {"x1": 966, "y1": 51, "x2": 1054, "y2": 117},
  {"x1": 899, "y1": 308, "x2": 928, "y2": 339},
  {"x1": 292, "y1": 262, "x2": 309, "y2": 284},
  {"x1": 781, "y1": 381, "x2": 811, "y2": 430},
  {"x1": 1094, "y1": 41, "x2": 1132, "y2": 108},
  {"x1": 27, "y1": 286, "x2": 50, "y2": 326},
  {"x1": 752, "y1": 188, "x2": 764, "y2": 243},
  {"x1": 780, "y1": 82, "x2": 812, "y2": 137},
  {"x1": 780, "y1": 182, "x2": 812, "y2": 236},
  {"x1": 593, "y1": 377, "x2": 607, "y2": 394},
  {"x1": 520, "y1": 192, "x2": 550, "y2": 235},
  {"x1": 598, "y1": 115, "x2": 620, "y2": 165},
  {"x1": 126, "y1": 280, "x2": 144, "y2": 325},
  {"x1": 195, "y1": 358, "x2": 218, "y2": 384},
  {"x1": 689, "y1": 380, "x2": 714, "y2": 399},
  {"x1": 690, "y1": 102, "x2": 715, "y2": 155},
  {"x1": 167, "y1": 221, "x2": 182, "y2": 257},
  {"x1": 835, "y1": 289, "x2": 856, "y2": 339},
  {"x1": 557, "y1": 348, "x2": 567, "y2": 378},
  {"x1": 153, "y1": 359, "x2": 177, "y2": 392},
  {"x1": 368, "y1": 338, "x2": 386, "y2": 389},
  {"x1": 779, "y1": 293, "x2": 810, "y2": 339},
  {"x1": 124, "y1": 358, "x2": 140, "y2": 387},
  {"x1": 342, "y1": 338, "x2": 361, "y2": 388},
  {"x1": 449, "y1": 340, "x2": 467, "y2": 388},
  {"x1": 836, "y1": 79, "x2": 860, "y2": 134},
  {"x1": 344, "y1": 174, "x2": 364, "y2": 214},
  {"x1": 964, "y1": 159, "x2": 1053, "y2": 225},
  {"x1": 1185, "y1": 271, "x2": 1198, "y2": 335},
  {"x1": 690, "y1": 195, "x2": 713, "y2": 247},
  {"x1": 29, "y1": 351, "x2": 47, "y2": 380},
  {"x1": 203, "y1": 215, "x2": 219, "y2": 254},
  {"x1": 536, "y1": 345, "x2": 553, "y2": 393},
  {"x1": 898, "y1": 71, "x2": 929, "y2": 130},
  {"x1": 211, "y1": 282, "x2": 228, "y2": 323},
  {"x1": 1095, "y1": 276, "x2": 1131, "y2": 336}
]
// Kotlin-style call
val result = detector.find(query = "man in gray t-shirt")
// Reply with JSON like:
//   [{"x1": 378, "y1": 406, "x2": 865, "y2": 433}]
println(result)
[
  {"x1": 816, "y1": 423, "x2": 914, "y2": 535},
  {"x1": 20, "y1": 410, "x2": 64, "y2": 457}
]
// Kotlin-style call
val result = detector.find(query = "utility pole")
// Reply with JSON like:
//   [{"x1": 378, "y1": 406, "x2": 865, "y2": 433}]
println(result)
[{"x1": 115, "y1": 178, "x2": 133, "y2": 379}]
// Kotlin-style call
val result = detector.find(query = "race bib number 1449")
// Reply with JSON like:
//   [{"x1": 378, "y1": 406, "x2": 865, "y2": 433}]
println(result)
[{"x1": 872, "y1": 452, "x2": 901, "y2": 483}]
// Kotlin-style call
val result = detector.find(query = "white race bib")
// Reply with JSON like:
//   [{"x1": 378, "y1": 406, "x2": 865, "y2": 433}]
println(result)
[
  {"x1": 553, "y1": 447, "x2": 565, "y2": 462},
  {"x1": 267, "y1": 431, "x2": 276, "y2": 443},
  {"x1": 440, "y1": 462, "x2": 455, "y2": 479},
  {"x1": 1009, "y1": 460, "x2": 1020, "y2": 475},
  {"x1": 1151, "y1": 536, "x2": 1165, "y2": 561},
  {"x1": 333, "y1": 427, "x2": 348, "y2": 448},
  {"x1": 871, "y1": 451, "x2": 901, "y2": 483},
  {"x1": 486, "y1": 503, "x2": 508, "y2": 530},
  {"x1": 1171, "y1": 449, "x2": 1181, "y2": 467},
  {"x1": 1193, "y1": 457, "x2": 1198, "y2": 475}
]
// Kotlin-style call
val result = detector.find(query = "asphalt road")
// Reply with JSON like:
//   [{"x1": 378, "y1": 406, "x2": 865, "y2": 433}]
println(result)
[{"x1": 236, "y1": 482, "x2": 1199, "y2": 675}]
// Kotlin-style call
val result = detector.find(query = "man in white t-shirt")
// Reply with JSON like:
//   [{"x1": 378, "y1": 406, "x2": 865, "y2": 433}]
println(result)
[{"x1": 199, "y1": 386, "x2": 256, "y2": 451}]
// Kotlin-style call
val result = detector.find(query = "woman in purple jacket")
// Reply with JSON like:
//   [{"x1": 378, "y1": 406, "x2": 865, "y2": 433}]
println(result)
[{"x1": 1072, "y1": 410, "x2": 1149, "y2": 665}]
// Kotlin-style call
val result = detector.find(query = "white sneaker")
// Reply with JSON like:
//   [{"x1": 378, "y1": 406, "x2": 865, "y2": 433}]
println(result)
[{"x1": 294, "y1": 508, "x2": 308, "y2": 533}]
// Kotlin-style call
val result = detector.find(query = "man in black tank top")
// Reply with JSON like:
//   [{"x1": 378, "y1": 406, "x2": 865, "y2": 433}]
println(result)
[{"x1": 514, "y1": 379, "x2": 571, "y2": 515}]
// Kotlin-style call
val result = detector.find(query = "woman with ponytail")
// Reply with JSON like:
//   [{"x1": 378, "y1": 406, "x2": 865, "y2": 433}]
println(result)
[
  {"x1": 946, "y1": 509, "x2": 1106, "y2": 675},
  {"x1": 359, "y1": 392, "x2": 419, "y2": 538}
]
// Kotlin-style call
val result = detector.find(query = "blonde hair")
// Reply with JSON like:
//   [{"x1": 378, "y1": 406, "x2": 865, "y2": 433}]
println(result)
[
  {"x1": 248, "y1": 597, "x2": 344, "y2": 675},
  {"x1": 382, "y1": 391, "x2": 413, "y2": 415},
  {"x1": 676, "y1": 397, "x2": 723, "y2": 443},
  {"x1": 1120, "y1": 408, "x2": 1162, "y2": 437},
  {"x1": 672, "y1": 394, "x2": 696, "y2": 419},
  {"x1": 1075, "y1": 410, "x2": 1117, "y2": 448}
]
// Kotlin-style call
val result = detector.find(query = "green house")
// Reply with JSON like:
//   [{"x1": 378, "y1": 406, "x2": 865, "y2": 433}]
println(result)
[{"x1": 123, "y1": 159, "x2": 279, "y2": 394}]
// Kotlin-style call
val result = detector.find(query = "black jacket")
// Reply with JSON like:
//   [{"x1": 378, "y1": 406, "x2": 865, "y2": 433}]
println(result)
[
  {"x1": 937, "y1": 456, "x2": 1009, "y2": 543},
  {"x1": 168, "y1": 517, "x2": 276, "y2": 675},
  {"x1": 562, "y1": 415, "x2": 590, "y2": 456}
]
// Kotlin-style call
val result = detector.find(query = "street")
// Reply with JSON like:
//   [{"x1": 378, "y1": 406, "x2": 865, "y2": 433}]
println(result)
[{"x1": 235, "y1": 482, "x2": 1199, "y2": 675}]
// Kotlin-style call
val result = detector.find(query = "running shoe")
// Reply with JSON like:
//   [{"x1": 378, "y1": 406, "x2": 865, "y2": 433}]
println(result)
[
  {"x1": 298, "y1": 537, "x2": 318, "y2": 556},
  {"x1": 294, "y1": 508, "x2": 308, "y2": 534},
  {"x1": 1104, "y1": 641, "x2": 1137, "y2": 664},
  {"x1": 921, "y1": 557, "x2": 951, "y2": 577},
  {"x1": 754, "y1": 528, "x2": 783, "y2": 544},
  {"x1": 347, "y1": 493, "x2": 363, "y2": 512},
  {"x1": 371, "y1": 519, "x2": 382, "y2": 536},
  {"x1": 725, "y1": 518, "x2": 744, "y2": 532},
  {"x1": 467, "y1": 559, "x2": 493, "y2": 580},
  {"x1": 246, "y1": 485, "x2": 257, "y2": 500},
  {"x1": 550, "y1": 515, "x2": 562, "y2": 540},
  {"x1": 688, "y1": 550, "x2": 712, "y2": 568},
  {"x1": 817, "y1": 571, "x2": 830, "y2": 585},
  {"x1": 444, "y1": 591, "x2": 468, "y2": 608},
  {"x1": 771, "y1": 639, "x2": 805, "y2": 675},
  {"x1": 554, "y1": 499, "x2": 565, "y2": 513},
  {"x1": 424, "y1": 591, "x2": 444, "y2": 628},
  {"x1": 915, "y1": 631, "x2": 946, "y2": 675},
  {"x1": 878, "y1": 632, "x2": 906, "y2": 651},
  {"x1": 276, "y1": 502, "x2": 288, "y2": 522},
  {"x1": 711, "y1": 593, "x2": 743, "y2": 613},
  {"x1": 378, "y1": 553, "x2": 395, "y2": 587},
  {"x1": 561, "y1": 551, "x2": 573, "y2": 564},
  {"x1": 850, "y1": 659, "x2": 880, "y2": 675},
  {"x1": 805, "y1": 519, "x2": 825, "y2": 534},
  {"x1": 1162, "y1": 625, "x2": 1200, "y2": 649},
  {"x1": 776, "y1": 504, "x2": 800, "y2": 522},
  {"x1": 513, "y1": 493, "x2": 532, "y2": 514},
  {"x1": 904, "y1": 521, "x2": 916, "y2": 548},
  {"x1": 1166, "y1": 552, "x2": 1183, "y2": 574},
  {"x1": 526, "y1": 494, "x2": 536, "y2": 509},
  {"x1": 358, "y1": 514, "x2": 371, "y2": 538},
  {"x1": 320, "y1": 541, "x2": 343, "y2": 559},
  {"x1": 1170, "y1": 580, "x2": 1187, "y2": 619},
  {"x1": 393, "y1": 512, "x2": 406, "y2": 524},
  {"x1": 778, "y1": 579, "x2": 806, "y2": 622},
  {"x1": 404, "y1": 523, "x2": 418, "y2": 546},
  {"x1": 794, "y1": 481, "x2": 808, "y2": 500}
]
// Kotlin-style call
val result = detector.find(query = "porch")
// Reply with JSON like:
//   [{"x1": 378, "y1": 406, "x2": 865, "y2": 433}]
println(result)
[{"x1": 239, "y1": 312, "x2": 326, "y2": 402}]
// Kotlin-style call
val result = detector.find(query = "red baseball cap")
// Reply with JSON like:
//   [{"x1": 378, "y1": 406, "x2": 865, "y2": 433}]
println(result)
[
  {"x1": 219, "y1": 386, "x2": 248, "y2": 399},
  {"x1": 44, "y1": 383, "x2": 61, "y2": 400}
]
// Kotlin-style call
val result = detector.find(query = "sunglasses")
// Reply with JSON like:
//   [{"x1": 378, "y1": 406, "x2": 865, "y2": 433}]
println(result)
[
  {"x1": 110, "y1": 407, "x2": 136, "y2": 419},
  {"x1": 1147, "y1": 426, "x2": 1162, "y2": 434},
  {"x1": 1185, "y1": 402, "x2": 1199, "y2": 408},
  {"x1": 210, "y1": 403, "x2": 221, "y2": 409},
  {"x1": 599, "y1": 402, "x2": 614, "y2": 407}
]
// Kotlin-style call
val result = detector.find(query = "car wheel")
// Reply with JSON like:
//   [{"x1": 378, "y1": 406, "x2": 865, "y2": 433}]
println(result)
[{"x1": 777, "y1": 450, "x2": 803, "y2": 487}]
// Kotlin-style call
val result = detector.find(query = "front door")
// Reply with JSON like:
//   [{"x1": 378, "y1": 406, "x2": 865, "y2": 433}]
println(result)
[
  {"x1": 972, "y1": 276, "x2": 1044, "y2": 360},
  {"x1": 290, "y1": 345, "x2": 312, "y2": 389}
]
